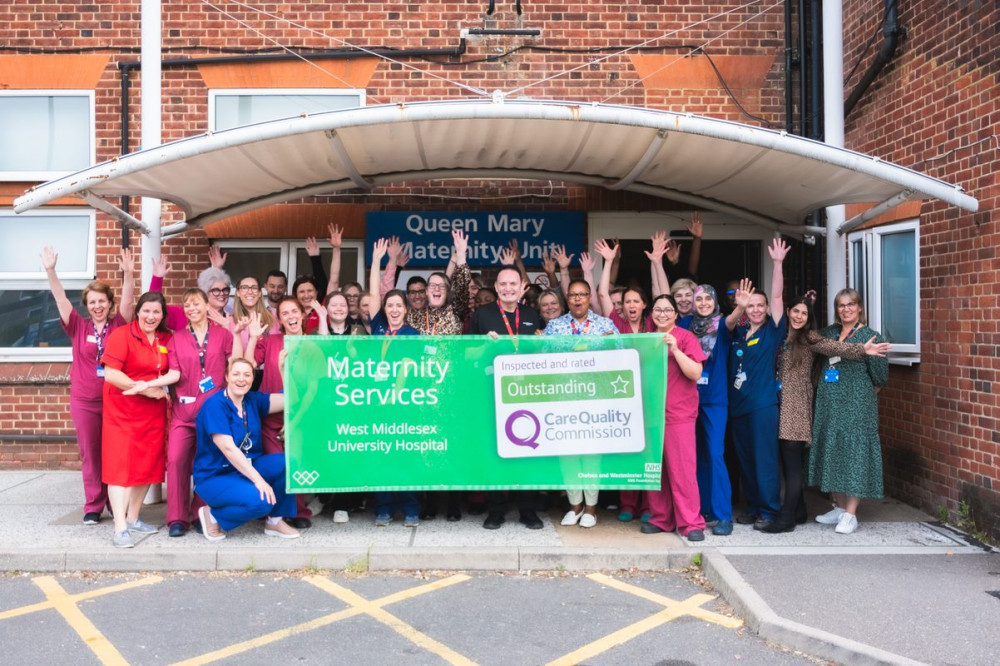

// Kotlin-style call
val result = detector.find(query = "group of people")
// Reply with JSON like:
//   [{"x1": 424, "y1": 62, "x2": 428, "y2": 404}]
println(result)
[{"x1": 46, "y1": 216, "x2": 891, "y2": 547}]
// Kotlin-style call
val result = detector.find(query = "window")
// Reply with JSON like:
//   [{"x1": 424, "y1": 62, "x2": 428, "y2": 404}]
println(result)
[
  {"x1": 0, "y1": 209, "x2": 96, "y2": 359},
  {"x1": 848, "y1": 220, "x2": 919, "y2": 364},
  {"x1": 209, "y1": 89, "x2": 365, "y2": 131},
  {"x1": 213, "y1": 240, "x2": 365, "y2": 295},
  {"x1": 0, "y1": 91, "x2": 95, "y2": 180}
]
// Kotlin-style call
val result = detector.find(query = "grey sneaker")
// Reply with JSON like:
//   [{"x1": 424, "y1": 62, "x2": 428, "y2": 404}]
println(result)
[
  {"x1": 127, "y1": 518, "x2": 159, "y2": 534},
  {"x1": 113, "y1": 530, "x2": 134, "y2": 548}
]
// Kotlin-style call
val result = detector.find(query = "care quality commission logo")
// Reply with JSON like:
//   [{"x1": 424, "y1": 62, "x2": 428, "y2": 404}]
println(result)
[{"x1": 493, "y1": 349, "x2": 646, "y2": 458}]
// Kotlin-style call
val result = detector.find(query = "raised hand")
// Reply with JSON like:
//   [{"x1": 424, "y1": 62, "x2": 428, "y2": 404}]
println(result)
[
  {"x1": 665, "y1": 239, "x2": 680, "y2": 265},
  {"x1": 594, "y1": 238, "x2": 618, "y2": 262},
  {"x1": 552, "y1": 244, "x2": 574, "y2": 269},
  {"x1": 207, "y1": 307, "x2": 230, "y2": 328},
  {"x1": 507, "y1": 238, "x2": 522, "y2": 260},
  {"x1": 208, "y1": 245, "x2": 227, "y2": 269},
  {"x1": 153, "y1": 254, "x2": 170, "y2": 278},
  {"x1": 453, "y1": 229, "x2": 469, "y2": 259},
  {"x1": 327, "y1": 223, "x2": 343, "y2": 248},
  {"x1": 396, "y1": 248, "x2": 410, "y2": 268},
  {"x1": 579, "y1": 252, "x2": 596, "y2": 274},
  {"x1": 118, "y1": 247, "x2": 135, "y2": 275},
  {"x1": 247, "y1": 311, "x2": 266, "y2": 338},
  {"x1": 541, "y1": 249, "x2": 556, "y2": 275},
  {"x1": 644, "y1": 230, "x2": 668, "y2": 262},
  {"x1": 686, "y1": 212, "x2": 703, "y2": 238},
  {"x1": 371, "y1": 237, "x2": 389, "y2": 263},
  {"x1": 498, "y1": 247, "x2": 516, "y2": 265},
  {"x1": 41, "y1": 246, "x2": 58, "y2": 271},
  {"x1": 387, "y1": 235, "x2": 402, "y2": 261},
  {"x1": 768, "y1": 237, "x2": 790, "y2": 262},
  {"x1": 734, "y1": 278, "x2": 753, "y2": 310},
  {"x1": 304, "y1": 236, "x2": 320, "y2": 257}
]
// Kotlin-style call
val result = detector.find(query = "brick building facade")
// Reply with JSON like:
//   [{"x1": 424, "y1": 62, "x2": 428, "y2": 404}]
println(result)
[{"x1": 1, "y1": 2, "x2": 996, "y2": 536}]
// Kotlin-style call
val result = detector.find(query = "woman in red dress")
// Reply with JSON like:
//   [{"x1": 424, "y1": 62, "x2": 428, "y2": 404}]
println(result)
[{"x1": 101, "y1": 291, "x2": 172, "y2": 548}]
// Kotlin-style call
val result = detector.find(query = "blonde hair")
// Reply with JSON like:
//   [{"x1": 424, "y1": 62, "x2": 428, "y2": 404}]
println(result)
[
  {"x1": 227, "y1": 356, "x2": 255, "y2": 375},
  {"x1": 833, "y1": 288, "x2": 867, "y2": 325},
  {"x1": 671, "y1": 278, "x2": 697, "y2": 295},
  {"x1": 233, "y1": 276, "x2": 275, "y2": 330}
]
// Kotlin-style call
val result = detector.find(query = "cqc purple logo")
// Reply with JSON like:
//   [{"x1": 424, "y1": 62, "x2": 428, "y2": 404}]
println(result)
[{"x1": 504, "y1": 409, "x2": 541, "y2": 449}]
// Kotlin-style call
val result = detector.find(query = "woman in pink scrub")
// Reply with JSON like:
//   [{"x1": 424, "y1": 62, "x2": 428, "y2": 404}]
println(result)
[{"x1": 43, "y1": 246, "x2": 135, "y2": 525}]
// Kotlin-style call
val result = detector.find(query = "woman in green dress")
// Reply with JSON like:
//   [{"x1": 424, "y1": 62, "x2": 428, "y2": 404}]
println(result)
[{"x1": 808, "y1": 288, "x2": 889, "y2": 535}]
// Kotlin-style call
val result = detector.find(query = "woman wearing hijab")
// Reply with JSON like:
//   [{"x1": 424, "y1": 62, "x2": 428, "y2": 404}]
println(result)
[{"x1": 680, "y1": 284, "x2": 734, "y2": 536}]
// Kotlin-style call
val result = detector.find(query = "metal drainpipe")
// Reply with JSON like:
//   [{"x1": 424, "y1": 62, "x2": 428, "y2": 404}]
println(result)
[
  {"x1": 784, "y1": 0, "x2": 794, "y2": 133},
  {"x1": 844, "y1": 0, "x2": 901, "y2": 119}
]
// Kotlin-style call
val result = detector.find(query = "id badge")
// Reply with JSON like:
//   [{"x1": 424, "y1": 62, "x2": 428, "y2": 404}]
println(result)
[
  {"x1": 734, "y1": 371, "x2": 747, "y2": 390},
  {"x1": 824, "y1": 367, "x2": 840, "y2": 383},
  {"x1": 96, "y1": 366, "x2": 105, "y2": 378},
  {"x1": 198, "y1": 375, "x2": 216, "y2": 393},
  {"x1": 697, "y1": 371, "x2": 709, "y2": 386}
]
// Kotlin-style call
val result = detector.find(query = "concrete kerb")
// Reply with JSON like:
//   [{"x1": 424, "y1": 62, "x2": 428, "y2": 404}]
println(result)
[{"x1": 701, "y1": 550, "x2": 929, "y2": 666}]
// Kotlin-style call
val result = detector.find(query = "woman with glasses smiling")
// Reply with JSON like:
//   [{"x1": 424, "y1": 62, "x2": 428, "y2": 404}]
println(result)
[
  {"x1": 232, "y1": 276, "x2": 277, "y2": 348},
  {"x1": 807, "y1": 288, "x2": 889, "y2": 535}
]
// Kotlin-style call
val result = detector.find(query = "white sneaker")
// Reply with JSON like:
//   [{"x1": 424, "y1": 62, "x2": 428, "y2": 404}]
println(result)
[
  {"x1": 834, "y1": 512, "x2": 858, "y2": 534},
  {"x1": 561, "y1": 510, "x2": 583, "y2": 526},
  {"x1": 332, "y1": 510, "x2": 349, "y2": 524},
  {"x1": 815, "y1": 506, "x2": 845, "y2": 525},
  {"x1": 579, "y1": 513, "x2": 597, "y2": 528}
]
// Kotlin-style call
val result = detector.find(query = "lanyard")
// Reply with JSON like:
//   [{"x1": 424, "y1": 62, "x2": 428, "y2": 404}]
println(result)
[
  {"x1": 226, "y1": 390, "x2": 253, "y2": 456},
  {"x1": 839, "y1": 321, "x2": 862, "y2": 342},
  {"x1": 190, "y1": 324, "x2": 209, "y2": 377},
  {"x1": 424, "y1": 309, "x2": 438, "y2": 335},
  {"x1": 387, "y1": 326, "x2": 402, "y2": 336},
  {"x1": 499, "y1": 303, "x2": 520, "y2": 336},
  {"x1": 570, "y1": 317, "x2": 591, "y2": 335},
  {"x1": 92, "y1": 319, "x2": 110, "y2": 364}
]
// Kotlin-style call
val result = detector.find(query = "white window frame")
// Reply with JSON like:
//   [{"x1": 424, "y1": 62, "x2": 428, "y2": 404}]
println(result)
[
  {"x1": 0, "y1": 90, "x2": 96, "y2": 181},
  {"x1": 207, "y1": 88, "x2": 366, "y2": 131},
  {"x1": 213, "y1": 239, "x2": 366, "y2": 286},
  {"x1": 0, "y1": 208, "x2": 97, "y2": 362},
  {"x1": 848, "y1": 219, "x2": 920, "y2": 365}
]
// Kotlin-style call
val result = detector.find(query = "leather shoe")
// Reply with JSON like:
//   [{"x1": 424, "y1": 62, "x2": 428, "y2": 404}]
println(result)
[
  {"x1": 685, "y1": 529, "x2": 705, "y2": 542},
  {"x1": 640, "y1": 522, "x2": 666, "y2": 534},
  {"x1": 753, "y1": 517, "x2": 774, "y2": 531},
  {"x1": 519, "y1": 511, "x2": 543, "y2": 530},
  {"x1": 483, "y1": 512, "x2": 505, "y2": 529},
  {"x1": 735, "y1": 513, "x2": 758, "y2": 525},
  {"x1": 168, "y1": 521, "x2": 188, "y2": 538},
  {"x1": 286, "y1": 517, "x2": 312, "y2": 529},
  {"x1": 761, "y1": 515, "x2": 796, "y2": 533},
  {"x1": 446, "y1": 507, "x2": 461, "y2": 522}
]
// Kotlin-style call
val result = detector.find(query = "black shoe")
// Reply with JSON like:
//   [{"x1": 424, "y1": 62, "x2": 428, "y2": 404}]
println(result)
[
  {"x1": 286, "y1": 517, "x2": 312, "y2": 529},
  {"x1": 685, "y1": 529, "x2": 705, "y2": 542},
  {"x1": 467, "y1": 502, "x2": 486, "y2": 516},
  {"x1": 795, "y1": 505, "x2": 808, "y2": 525},
  {"x1": 483, "y1": 513, "x2": 505, "y2": 529},
  {"x1": 446, "y1": 508, "x2": 461, "y2": 522},
  {"x1": 640, "y1": 522, "x2": 665, "y2": 534},
  {"x1": 753, "y1": 517, "x2": 774, "y2": 531},
  {"x1": 168, "y1": 521, "x2": 188, "y2": 538},
  {"x1": 761, "y1": 516, "x2": 796, "y2": 533},
  {"x1": 519, "y1": 511, "x2": 543, "y2": 530},
  {"x1": 192, "y1": 519, "x2": 202, "y2": 534},
  {"x1": 83, "y1": 512, "x2": 101, "y2": 525},
  {"x1": 420, "y1": 509, "x2": 437, "y2": 521},
  {"x1": 735, "y1": 513, "x2": 758, "y2": 525}
]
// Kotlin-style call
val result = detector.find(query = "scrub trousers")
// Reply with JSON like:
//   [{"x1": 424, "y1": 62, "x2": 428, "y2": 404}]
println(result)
[
  {"x1": 195, "y1": 454, "x2": 296, "y2": 532},
  {"x1": 696, "y1": 403, "x2": 733, "y2": 522},
  {"x1": 730, "y1": 404, "x2": 781, "y2": 520}
]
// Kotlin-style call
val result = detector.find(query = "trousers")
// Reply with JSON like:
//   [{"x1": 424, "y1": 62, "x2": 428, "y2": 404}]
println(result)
[{"x1": 195, "y1": 454, "x2": 296, "y2": 532}]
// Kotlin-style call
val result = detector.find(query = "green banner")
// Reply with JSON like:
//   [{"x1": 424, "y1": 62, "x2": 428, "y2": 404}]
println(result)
[{"x1": 283, "y1": 334, "x2": 667, "y2": 492}]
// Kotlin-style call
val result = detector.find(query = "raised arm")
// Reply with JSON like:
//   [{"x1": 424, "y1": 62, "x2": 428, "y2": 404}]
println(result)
[
  {"x1": 368, "y1": 238, "x2": 389, "y2": 320},
  {"x1": 767, "y1": 237, "x2": 789, "y2": 323},
  {"x1": 41, "y1": 247, "x2": 73, "y2": 326},
  {"x1": 726, "y1": 278, "x2": 752, "y2": 331},
  {"x1": 609, "y1": 238, "x2": 622, "y2": 285},
  {"x1": 509, "y1": 239, "x2": 529, "y2": 284},
  {"x1": 594, "y1": 239, "x2": 618, "y2": 318},
  {"x1": 686, "y1": 213, "x2": 703, "y2": 278},
  {"x1": 383, "y1": 236, "x2": 402, "y2": 291},
  {"x1": 542, "y1": 249, "x2": 559, "y2": 289},
  {"x1": 552, "y1": 244, "x2": 574, "y2": 297},
  {"x1": 118, "y1": 248, "x2": 136, "y2": 322},
  {"x1": 305, "y1": 236, "x2": 328, "y2": 294},
  {"x1": 208, "y1": 244, "x2": 227, "y2": 269},
  {"x1": 450, "y1": 229, "x2": 471, "y2": 320},
  {"x1": 645, "y1": 231, "x2": 670, "y2": 297},
  {"x1": 325, "y1": 223, "x2": 343, "y2": 295},
  {"x1": 579, "y1": 252, "x2": 598, "y2": 309}
]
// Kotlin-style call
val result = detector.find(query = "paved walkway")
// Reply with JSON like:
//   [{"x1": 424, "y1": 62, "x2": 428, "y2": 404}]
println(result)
[{"x1": 2, "y1": 471, "x2": 997, "y2": 665}]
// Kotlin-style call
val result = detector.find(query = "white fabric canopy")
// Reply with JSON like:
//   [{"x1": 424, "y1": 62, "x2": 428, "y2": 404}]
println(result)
[{"x1": 14, "y1": 99, "x2": 977, "y2": 236}]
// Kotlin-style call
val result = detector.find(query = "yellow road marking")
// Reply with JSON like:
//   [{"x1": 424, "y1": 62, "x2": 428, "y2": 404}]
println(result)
[
  {"x1": 173, "y1": 574, "x2": 473, "y2": 666},
  {"x1": 305, "y1": 575, "x2": 476, "y2": 666},
  {"x1": 588, "y1": 573, "x2": 743, "y2": 628},
  {"x1": 32, "y1": 576, "x2": 132, "y2": 666},
  {"x1": 0, "y1": 575, "x2": 162, "y2": 621}
]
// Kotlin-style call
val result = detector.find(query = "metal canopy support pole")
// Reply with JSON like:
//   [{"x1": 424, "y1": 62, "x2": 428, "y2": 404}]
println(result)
[
  {"x1": 139, "y1": 0, "x2": 162, "y2": 293},
  {"x1": 823, "y1": 0, "x2": 846, "y2": 324}
]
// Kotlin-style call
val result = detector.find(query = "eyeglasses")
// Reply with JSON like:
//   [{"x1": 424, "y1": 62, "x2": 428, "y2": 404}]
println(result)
[
  {"x1": 427, "y1": 282, "x2": 448, "y2": 290},
  {"x1": 652, "y1": 307, "x2": 676, "y2": 315},
  {"x1": 208, "y1": 287, "x2": 231, "y2": 297},
  {"x1": 344, "y1": 293, "x2": 360, "y2": 300},
  {"x1": 837, "y1": 302, "x2": 858, "y2": 309},
  {"x1": 237, "y1": 285, "x2": 260, "y2": 293},
  {"x1": 567, "y1": 292, "x2": 590, "y2": 299},
  {"x1": 407, "y1": 289, "x2": 426, "y2": 296}
]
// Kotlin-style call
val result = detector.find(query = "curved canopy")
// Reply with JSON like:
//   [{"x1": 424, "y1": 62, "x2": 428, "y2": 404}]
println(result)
[{"x1": 14, "y1": 99, "x2": 977, "y2": 237}]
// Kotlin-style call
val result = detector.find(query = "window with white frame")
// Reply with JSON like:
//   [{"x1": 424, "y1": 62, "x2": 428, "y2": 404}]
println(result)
[
  {"x1": 0, "y1": 91, "x2": 95, "y2": 180},
  {"x1": 848, "y1": 220, "x2": 920, "y2": 363},
  {"x1": 0, "y1": 209, "x2": 96, "y2": 357},
  {"x1": 213, "y1": 240, "x2": 365, "y2": 296},
  {"x1": 209, "y1": 89, "x2": 365, "y2": 131}
]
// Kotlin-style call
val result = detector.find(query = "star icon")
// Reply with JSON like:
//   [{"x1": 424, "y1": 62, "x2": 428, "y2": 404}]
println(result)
[{"x1": 610, "y1": 375, "x2": 630, "y2": 395}]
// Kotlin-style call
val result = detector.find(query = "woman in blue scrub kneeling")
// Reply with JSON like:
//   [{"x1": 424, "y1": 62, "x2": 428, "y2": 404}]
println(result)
[{"x1": 193, "y1": 355, "x2": 300, "y2": 540}]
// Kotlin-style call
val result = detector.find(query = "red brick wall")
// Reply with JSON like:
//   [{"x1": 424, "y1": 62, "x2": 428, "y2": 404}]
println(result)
[{"x1": 842, "y1": 0, "x2": 1000, "y2": 535}]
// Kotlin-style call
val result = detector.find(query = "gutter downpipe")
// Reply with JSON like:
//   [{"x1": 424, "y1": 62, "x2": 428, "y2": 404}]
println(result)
[
  {"x1": 140, "y1": 0, "x2": 162, "y2": 293},
  {"x1": 845, "y1": 0, "x2": 900, "y2": 119},
  {"x1": 823, "y1": 0, "x2": 846, "y2": 323}
]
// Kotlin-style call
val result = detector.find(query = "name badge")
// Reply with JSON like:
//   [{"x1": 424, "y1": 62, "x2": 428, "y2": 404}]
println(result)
[
  {"x1": 747, "y1": 338, "x2": 759, "y2": 347},
  {"x1": 86, "y1": 335, "x2": 98, "y2": 343},
  {"x1": 828, "y1": 356, "x2": 841, "y2": 366},
  {"x1": 198, "y1": 376, "x2": 216, "y2": 394},
  {"x1": 824, "y1": 367, "x2": 840, "y2": 383},
  {"x1": 734, "y1": 371, "x2": 747, "y2": 390},
  {"x1": 96, "y1": 366, "x2": 105, "y2": 378},
  {"x1": 158, "y1": 345, "x2": 169, "y2": 354},
  {"x1": 697, "y1": 371, "x2": 709, "y2": 386},
  {"x1": 178, "y1": 396, "x2": 197, "y2": 404}
]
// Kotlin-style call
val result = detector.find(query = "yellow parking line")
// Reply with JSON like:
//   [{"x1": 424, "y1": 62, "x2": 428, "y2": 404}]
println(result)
[
  {"x1": 588, "y1": 573, "x2": 743, "y2": 628},
  {"x1": 32, "y1": 576, "x2": 130, "y2": 666},
  {"x1": 0, "y1": 575, "x2": 162, "y2": 621},
  {"x1": 305, "y1": 575, "x2": 476, "y2": 666},
  {"x1": 174, "y1": 574, "x2": 473, "y2": 666}
]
